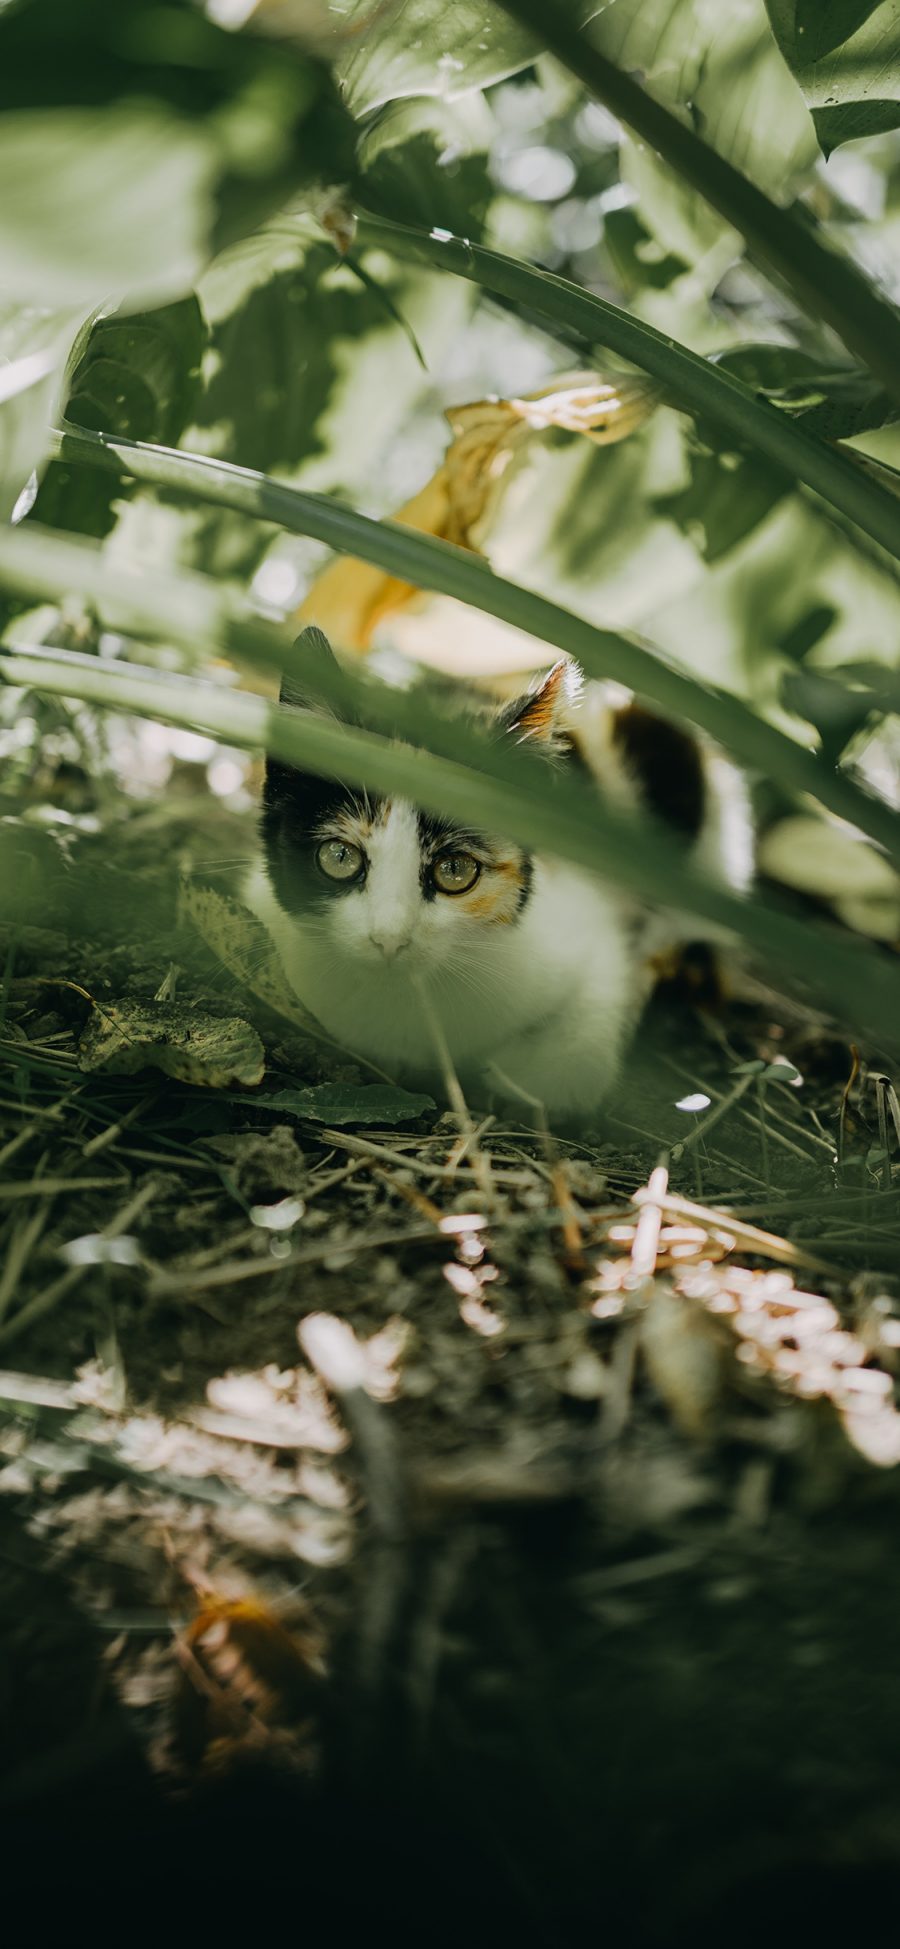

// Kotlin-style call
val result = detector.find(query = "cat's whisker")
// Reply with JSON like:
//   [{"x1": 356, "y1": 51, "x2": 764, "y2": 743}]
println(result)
[{"x1": 187, "y1": 855, "x2": 257, "y2": 874}]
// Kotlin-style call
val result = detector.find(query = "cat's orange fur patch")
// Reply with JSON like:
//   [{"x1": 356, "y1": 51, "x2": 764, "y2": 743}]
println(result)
[
  {"x1": 328, "y1": 804, "x2": 375, "y2": 845},
  {"x1": 462, "y1": 858, "x2": 528, "y2": 923}
]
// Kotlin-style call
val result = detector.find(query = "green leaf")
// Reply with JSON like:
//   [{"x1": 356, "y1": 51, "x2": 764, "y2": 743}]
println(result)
[
  {"x1": 335, "y1": 0, "x2": 536, "y2": 116},
  {"x1": 713, "y1": 343, "x2": 898, "y2": 442},
  {"x1": 0, "y1": 106, "x2": 216, "y2": 310},
  {"x1": 163, "y1": 218, "x2": 471, "y2": 577},
  {"x1": 358, "y1": 94, "x2": 495, "y2": 237},
  {"x1": 766, "y1": 1, "x2": 900, "y2": 150},
  {"x1": 353, "y1": 213, "x2": 900, "y2": 561},
  {"x1": 24, "y1": 430, "x2": 900, "y2": 864},
  {"x1": 781, "y1": 666, "x2": 878, "y2": 763},
  {"x1": 0, "y1": 0, "x2": 359, "y2": 271},
  {"x1": 654, "y1": 445, "x2": 791, "y2": 563},
  {"x1": 32, "y1": 297, "x2": 207, "y2": 541},
  {"x1": 3, "y1": 629, "x2": 900, "y2": 1055},
  {"x1": 265, "y1": 1085, "x2": 436, "y2": 1125},
  {"x1": 581, "y1": 0, "x2": 816, "y2": 193},
  {"x1": 0, "y1": 304, "x2": 84, "y2": 518},
  {"x1": 602, "y1": 205, "x2": 688, "y2": 296},
  {"x1": 491, "y1": 0, "x2": 900, "y2": 407}
]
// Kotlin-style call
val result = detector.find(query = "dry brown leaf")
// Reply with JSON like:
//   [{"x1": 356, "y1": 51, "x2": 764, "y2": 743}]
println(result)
[
  {"x1": 179, "y1": 879, "x2": 324, "y2": 1033},
  {"x1": 174, "y1": 1591, "x2": 325, "y2": 1775},
  {"x1": 77, "y1": 996, "x2": 265, "y2": 1088}
]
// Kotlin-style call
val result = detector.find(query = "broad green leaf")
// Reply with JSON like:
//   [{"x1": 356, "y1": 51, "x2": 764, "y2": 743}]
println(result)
[
  {"x1": 265, "y1": 1085, "x2": 436, "y2": 1124},
  {"x1": 0, "y1": 305, "x2": 84, "y2": 519},
  {"x1": 766, "y1": 1, "x2": 900, "y2": 150},
  {"x1": 602, "y1": 205, "x2": 689, "y2": 295},
  {"x1": 654, "y1": 445, "x2": 791, "y2": 563},
  {"x1": 582, "y1": 0, "x2": 816, "y2": 195},
  {"x1": 759, "y1": 811, "x2": 900, "y2": 940},
  {"x1": 712, "y1": 343, "x2": 898, "y2": 441},
  {"x1": 0, "y1": 0, "x2": 359, "y2": 270},
  {"x1": 0, "y1": 107, "x2": 216, "y2": 311},
  {"x1": 126, "y1": 218, "x2": 471, "y2": 578},
  {"x1": 32, "y1": 297, "x2": 207, "y2": 541},
  {"x1": 334, "y1": 0, "x2": 536, "y2": 116},
  {"x1": 358, "y1": 94, "x2": 495, "y2": 237},
  {"x1": 781, "y1": 665, "x2": 878, "y2": 764},
  {"x1": 619, "y1": 136, "x2": 735, "y2": 266}
]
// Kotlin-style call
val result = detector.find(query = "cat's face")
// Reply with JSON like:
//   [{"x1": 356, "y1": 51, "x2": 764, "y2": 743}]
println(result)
[
  {"x1": 261, "y1": 631, "x2": 571, "y2": 976},
  {"x1": 263, "y1": 783, "x2": 533, "y2": 972}
]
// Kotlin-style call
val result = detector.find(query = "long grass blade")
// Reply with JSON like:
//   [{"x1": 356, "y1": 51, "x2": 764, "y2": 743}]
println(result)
[
  {"x1": 352, "y1": 212, "x2": 900, "y2": 567},
  {"x1": 2, "y1": 636, "x2": 900, "y2": 1054},
  {"x1": 31, "y1": 442, "x2": 900, "y2": 868}
]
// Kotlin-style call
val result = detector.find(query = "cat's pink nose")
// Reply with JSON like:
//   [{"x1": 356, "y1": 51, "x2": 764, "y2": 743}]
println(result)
[{"x1": 371, "y1": 931, "x2": 411, "y2": 959}]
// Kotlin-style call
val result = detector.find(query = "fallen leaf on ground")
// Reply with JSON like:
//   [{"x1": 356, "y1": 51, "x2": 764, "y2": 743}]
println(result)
[
  {"x1": 267, "y1": 1083, "x2": 435, "y2": 1125},
  {"x1": 179, "y1": 880, "x2": 325, "y2": 1033},
  {"x1": 77, "y1": 997, "x2": 265, "y2": 1087}
]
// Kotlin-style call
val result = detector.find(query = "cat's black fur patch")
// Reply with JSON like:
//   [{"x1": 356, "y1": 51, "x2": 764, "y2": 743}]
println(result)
[
  {"x1": 262, "y1": 761, "x2": 369, "y2": 913},
  {"x1": 611, "y1": 703, "x2": 705, "y2": 839}
]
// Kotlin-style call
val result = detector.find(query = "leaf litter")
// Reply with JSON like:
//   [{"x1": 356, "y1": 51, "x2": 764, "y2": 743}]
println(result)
[{"x1": 2, "y1": 800, "x2": 900, "y2": 1922}]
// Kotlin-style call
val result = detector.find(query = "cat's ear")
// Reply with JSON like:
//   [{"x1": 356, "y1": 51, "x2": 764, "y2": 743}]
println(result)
[
  {"x1": 501, "y1": 658, "x2": 581, "y2": 745},
  {"x1": 279, "y1": 625, "x2": 341, "y2": 712}
]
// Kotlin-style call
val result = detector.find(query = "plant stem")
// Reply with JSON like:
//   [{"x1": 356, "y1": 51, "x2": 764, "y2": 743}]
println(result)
[
  {"x1": 39, "y1": 435, "x2": 900, "y2": 866},
  {"x1": 3, "y1": 639, "x2": 900, "y2": 1054},
  {"x1": 495, "y1": 0, "x2": 900, "y2": 408},
  {"x1": 352, "y1": 212, "x2": 900, "y2": 566}
]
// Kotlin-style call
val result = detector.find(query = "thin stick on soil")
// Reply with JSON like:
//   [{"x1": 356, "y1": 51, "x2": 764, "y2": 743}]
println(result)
[{"x1": 412, "y1": 975, "x2": 495, "y2": 1212}]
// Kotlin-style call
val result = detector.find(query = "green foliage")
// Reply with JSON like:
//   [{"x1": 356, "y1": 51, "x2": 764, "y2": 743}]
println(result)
[
  {"x1": 712, "y1": 344, "x2": 898, "y2": 442},
  {"x1": 766, "y1": 1, "x2": 900, "y2": 150},
  {"x1": 654, "y1": 445, "x2": 791, "y2": 564},
  {"x1": 0, "y1": 0, "x2": 359, "y2": 267},
  {"x1": 0, "y1": 303, "x2": 84, "y2": 519},
  {"x1": 0, "y1": 106, "x2": 216, "y2": 312},
  {"x1": 33, "y1": 298, "x2": 206, "y2": 541},
  {"x1": 1, "y1": 0, "x2": 900, "y2": 1059},
  {"x1": 581, "y1": 0, "x2": 816, "y2": 190},
  {"x1": 358, "y1": 95, "x2": 495, "y2": 236},
  {"x1": 334, "y1": 0, "x2": 536, "y2": 115}
]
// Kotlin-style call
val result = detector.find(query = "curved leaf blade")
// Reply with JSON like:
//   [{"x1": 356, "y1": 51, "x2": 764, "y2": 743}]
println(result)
[
  {"x1": 334, "y1": 0, "x2": 537, "y2": 116},
  {"x1": 766, "y1": 1, "x2": 900, "y2": 150}
]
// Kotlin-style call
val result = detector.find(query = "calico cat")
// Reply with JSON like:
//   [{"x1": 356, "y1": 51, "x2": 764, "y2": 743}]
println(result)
[{"x1": 246, "y1": 628, "x2": 752, "y2": 1115}]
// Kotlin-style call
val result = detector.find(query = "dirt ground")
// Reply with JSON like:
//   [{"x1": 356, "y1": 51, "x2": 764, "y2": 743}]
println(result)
[{"x1": 3, "y1": 769, "x2": 900, "y2": 1942}]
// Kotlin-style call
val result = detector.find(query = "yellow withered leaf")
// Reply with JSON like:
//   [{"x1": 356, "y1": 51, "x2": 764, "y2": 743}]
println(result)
[{"x1": 295, "y1": 370, "x2": 658, "y2": 654}]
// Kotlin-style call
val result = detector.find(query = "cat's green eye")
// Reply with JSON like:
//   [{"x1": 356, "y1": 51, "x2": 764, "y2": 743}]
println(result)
[
  {"x1": 317, "y1": 838, "x2": 364, "y2": 883},
  {"x1": 431, "y1": 850, "x2": 481, "y2": 895}
]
